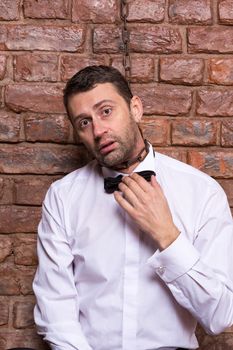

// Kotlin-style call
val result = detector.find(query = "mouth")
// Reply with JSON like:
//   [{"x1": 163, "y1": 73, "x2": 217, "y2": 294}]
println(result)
[{"x1": 98, "y1": 141, "x2": 116, "y2": 155}]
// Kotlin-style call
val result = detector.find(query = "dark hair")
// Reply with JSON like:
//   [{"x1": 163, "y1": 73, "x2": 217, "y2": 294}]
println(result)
[{"x1": 63, "y1": 65, "x2": 133, "y2": 117}]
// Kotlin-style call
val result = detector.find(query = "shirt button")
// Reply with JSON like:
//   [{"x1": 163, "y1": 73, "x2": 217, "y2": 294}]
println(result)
[{"x1": 156, "y1": 266, "x2": 165, "y2": 275}]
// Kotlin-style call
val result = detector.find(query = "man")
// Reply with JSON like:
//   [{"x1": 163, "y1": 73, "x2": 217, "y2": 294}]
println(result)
[{"x1": 33, "y1": 65, "x2": 233, "y2": 350}]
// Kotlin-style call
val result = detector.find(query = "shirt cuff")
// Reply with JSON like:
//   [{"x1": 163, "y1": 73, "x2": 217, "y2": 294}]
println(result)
[{"x1": 146, "y1": 232, "x2": 200, "y2": 283}]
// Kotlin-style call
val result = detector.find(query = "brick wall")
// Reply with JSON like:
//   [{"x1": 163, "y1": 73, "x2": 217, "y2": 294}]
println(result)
[{"x1": 0, "y1": 0, "x2": 232, "y2": 349}]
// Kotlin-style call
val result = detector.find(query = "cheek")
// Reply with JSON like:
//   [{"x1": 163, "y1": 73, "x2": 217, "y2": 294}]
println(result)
[{"x1": 79, "y1": 134, "x2": 95, "y2": 150}]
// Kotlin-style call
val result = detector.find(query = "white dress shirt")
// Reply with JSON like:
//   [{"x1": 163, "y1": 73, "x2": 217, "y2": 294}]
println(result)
[{"x1": 33, "y1": 145, "x2": 233, "y2": 350}]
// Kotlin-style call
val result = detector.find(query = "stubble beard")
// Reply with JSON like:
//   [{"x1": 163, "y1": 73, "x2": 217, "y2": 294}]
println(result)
[
  {"x1": 95, "y1": 121, "x2": 139, "y2": 168},
  {"x1": 93, "y1": 136, "x2": 134, "y2": 168}
]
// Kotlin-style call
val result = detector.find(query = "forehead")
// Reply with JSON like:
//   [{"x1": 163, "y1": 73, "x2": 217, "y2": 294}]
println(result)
[{"x1": 68, "y1": 83, "x2": 126, "y2": 113}]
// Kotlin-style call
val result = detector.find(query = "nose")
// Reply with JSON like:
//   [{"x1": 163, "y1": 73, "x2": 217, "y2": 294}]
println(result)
[{"x1": 93, "y1": 119, "x2": 108, "y2": 139}]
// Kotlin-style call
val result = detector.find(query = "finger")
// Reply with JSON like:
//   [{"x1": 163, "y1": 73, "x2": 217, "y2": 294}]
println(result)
[
  {"x1": 151, "y1": 175, "x2": 163, "y2": 194},
  {"x1": 118, "y1": 181, "x2": 140, "y2": 208},
  {"x1": 151, "y1": 175, "x2": 158, "y2": 187},
  {"x1": 130, "y1": 173, "x2": 153, "y2": 193},
  {"x1": 122, "y1": 174, "x2": 148, "y2": 197},
  {"x1": 114, "y1": 190, "x2": 136, "y2": 217}
]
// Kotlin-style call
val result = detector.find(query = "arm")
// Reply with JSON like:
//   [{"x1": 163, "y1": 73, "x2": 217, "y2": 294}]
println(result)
[
  {"x1": 114, "y1": 174, "x2": 233, "y2": 334},
  {"x1": 33, "y1": 186, "x2": 92, "y2": 350}
]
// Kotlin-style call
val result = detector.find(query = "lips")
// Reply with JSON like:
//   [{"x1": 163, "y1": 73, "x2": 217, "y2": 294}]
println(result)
[{"x1": 98, "y1": 141, "x2": 116, "y2": 155}]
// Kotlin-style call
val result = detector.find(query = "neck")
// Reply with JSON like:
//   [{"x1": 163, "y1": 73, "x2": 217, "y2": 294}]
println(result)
[{"x1": 111, "y1": 139, "x2": 150, "y2": 174}]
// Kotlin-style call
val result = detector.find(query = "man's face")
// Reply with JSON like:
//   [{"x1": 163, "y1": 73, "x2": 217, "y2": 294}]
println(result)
[{"x1": 68, "y1": 83, "x2": 143, "y2": 168}]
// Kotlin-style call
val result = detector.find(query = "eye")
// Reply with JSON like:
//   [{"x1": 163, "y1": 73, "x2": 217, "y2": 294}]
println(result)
[
  {"x1": 79, "y1": 118, "x2": 91, "y2": 129},
  {"x1": 102, "y1": 107, "x2": 112, "y2": 117}
]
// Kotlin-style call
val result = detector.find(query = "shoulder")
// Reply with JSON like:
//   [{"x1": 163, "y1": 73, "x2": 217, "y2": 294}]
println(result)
[
  {"x1": 54, "y1": 159, "x2": 98, "y2": 186},
  {"x1": 45, "y1": 159, "x2": 100, "y2": 201},
  {"x1": 155, "y1": 151, "x2": 223, "y2": 193}
]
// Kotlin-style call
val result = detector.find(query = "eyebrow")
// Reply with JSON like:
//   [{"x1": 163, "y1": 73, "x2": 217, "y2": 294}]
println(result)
[
  {"x1": 73, "y1": 99, "x2": 115, "y2": 122},
  {"x1": 93, "y1": 99, "x2": 115, "y2": 110}
]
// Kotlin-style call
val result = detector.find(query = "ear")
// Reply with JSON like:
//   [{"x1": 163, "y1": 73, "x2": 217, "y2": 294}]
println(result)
[{"x1": 130, "y1": 95, "x2": 143, "y2": 123}]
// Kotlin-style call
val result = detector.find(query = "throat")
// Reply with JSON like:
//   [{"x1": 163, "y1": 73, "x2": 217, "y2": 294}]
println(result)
[{"x1": 111, "y1": 139, "x2": 150, "y2": 172}]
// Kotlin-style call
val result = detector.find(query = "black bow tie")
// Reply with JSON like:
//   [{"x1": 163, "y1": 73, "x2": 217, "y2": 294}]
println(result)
[{"x1": 104, "y1": 170, "x2": 156, "y2": 194}]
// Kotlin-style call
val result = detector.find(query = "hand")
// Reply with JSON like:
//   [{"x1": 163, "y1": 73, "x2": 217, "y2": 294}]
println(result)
[{"x1": 114, "y1": 173, "x2": 180, "y2": 250}]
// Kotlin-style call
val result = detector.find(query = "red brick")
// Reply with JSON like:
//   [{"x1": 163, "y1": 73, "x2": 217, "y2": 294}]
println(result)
[
  {"x1": 93, "y1": 26, "x2": 122, "y2": 53},
  {"x1": 0, "y1": 0, "x2": 20, "y2": 20},
  {"x1": 0, "y1": 26, "x2": 7, "y2": 50},
  {"x1": 130, "y1": 26, "x2": 182, "y2": 53},
  {"x1": 18, "y1": 267, "x2": 36, "y2": 295},
  {"x1": 0, "y1": 87, "x2": 3, "y2": 107},
  {"x1": 14, "y1": 53, "x2": 58, "y2": 82},
  {"x1": 0, "y1": 145, "x2": 90, "y2": 174},
  {"x1": 140, "y1": 118, "x2": 170, "y2": 146},
  {"x1": 0, "y1": 268, "x2": 36, "y2": 297},
  {"x1": 188, "y1": 27, "x2": 233, "y2": 53},
  {"x1": 221, "y1": 120, "x2": 233, "y2": 146},
  {"x1": 5, "y1": 25, "x2": 85, "y2": 52},
  {"x1": 160, "y1": 57, "x2": 204, "y2": 85},
  {"x1": 168, "y1": 0, "x2": 212, "y2": 24},
  {"x1": 111, "y1": 55, "x2": 155, "y2": 83},
  {"x1": 0, "y1": 300, "x2": 9, "y2": 325},
  {"x1": 0, "y1": 177, "x2": 14, "y2": 204},
  {"x1": 25, "y1": 114, "x2": 70, "y2": 143},
  {"x1": 197, "y1": 89, "x2": 233, "y2": 117},
  {"x1": 14, "y1": 176, "x2": 60, "y2": 206},
  {"x1": 132, "y1": 85, "x2": 192, "y2": 116},
  {"x1": 172, "y1": 119, "x2": 218, "y2": 146},
  {"x1": 0, "y1": 235, "x2": 12, "y2": 262},
  {"x1": 188, "y1": 150, "x2": 233, "y2": 178},
  {"x1": 93, "y1": 25, "x2": 182, "y2": 54},
  {"x1": 72, "y1": 0, "x2": 118, "y2": 23},
  {"x1": 5, "y1": 84, "x2": 65, "y2": 113},
  {"x1": 61, "y1": 55, "x2": 107, "y2": 82},
  {"x1": 0, "y1": 328, "x2": 49, "y2": 350},
  {"x1": 0, "y1": 334, "x2": 6, "y2": 349},
  {"x1": 127, "y1": 0, "x2": 165, "y2": 22},
  {"x1": 0, "y1": 206, "x2": 41, "y2": 233},
  {"x1": 24, "y1": 0, "x2": 69, "y2": 19},
  {"x1": 0, "y1": 55, "x2": 7, "y2": 80},
  {"x1": 0, "y1": 110, "x2": 21, "y2": 142},
  {"x1": 157, "y1": 148, "x2": 187, "y2": 163},
  {"x1": 0, "y1": 267, "x2": 21, "y2": 295},
  {"x1": 14, "y1": 235, "x2": 37, "y2": 266},
  {"x1": 217, "y1": 179, "x2": 233, "y2": 206},
  {"x1": 218, "y1": 0, "x2": 233, "y2": 24},
  {"x1": 197, "y1": 332, "x2": 233, "y2": 349},
  {"x1": 13, "y1": 301, "x2": 35, "y2": 328},
  {"x1": 207, "y1": 58, "x2": 233, "y2": 85}
]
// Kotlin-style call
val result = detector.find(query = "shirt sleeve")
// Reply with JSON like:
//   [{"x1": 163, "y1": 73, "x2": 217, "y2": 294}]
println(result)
[
  {"x1": 147, "y1": 182, "x2": 233, "y2": 335},
  {"x1": 33, "y1": 185, "x2": 92, "y2": 350}
]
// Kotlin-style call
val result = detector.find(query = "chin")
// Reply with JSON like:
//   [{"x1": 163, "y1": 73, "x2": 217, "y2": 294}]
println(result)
[
  {"x1": 100, "y1": 153, "x2": 123, "y2": 168},
  {"x1": 101, "y1": 159, "x2": 118, "y2": 168}
]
